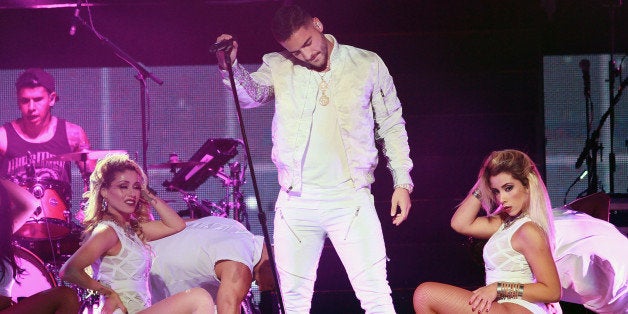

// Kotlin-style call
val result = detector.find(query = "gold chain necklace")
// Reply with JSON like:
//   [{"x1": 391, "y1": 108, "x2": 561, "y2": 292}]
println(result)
[{"x1": 317, "y1": 66, "x2": 330, "y2": 106}]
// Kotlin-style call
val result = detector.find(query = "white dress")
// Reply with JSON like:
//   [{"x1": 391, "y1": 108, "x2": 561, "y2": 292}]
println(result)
[
  {"x1": 149, "y1": 216, "x2": 263, "y2": 302},
  {"x1": 92, "y1": 221, "x2": 153, "y2": 314},
  {"x1": 553, "y1": 208, "x2": 628, "y2": 313},
  {"x1": 483, "y1": 216, "x2": 559, "y2": 313}
]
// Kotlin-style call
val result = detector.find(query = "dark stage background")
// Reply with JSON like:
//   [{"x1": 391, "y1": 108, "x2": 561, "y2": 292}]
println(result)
[{"x1": 1, "y1": 1, "x2": 627, "y2": 313}]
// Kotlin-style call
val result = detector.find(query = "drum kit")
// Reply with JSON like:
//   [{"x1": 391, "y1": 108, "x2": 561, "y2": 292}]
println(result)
[
  {"x1": 9, "y1": 140, "x2": 246, "y2": 312},
  {"x1": 9, "y1": 149, "x2": 122, "y2": 310}
]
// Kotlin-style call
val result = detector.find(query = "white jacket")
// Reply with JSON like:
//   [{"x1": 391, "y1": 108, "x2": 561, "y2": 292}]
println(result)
[{"x1": 221, "y1": 34, "x2": 413, "y2": 193}]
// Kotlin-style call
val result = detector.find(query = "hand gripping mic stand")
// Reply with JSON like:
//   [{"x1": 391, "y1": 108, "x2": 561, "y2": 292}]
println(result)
[{"x1": 221, "y1": 51, "x2": 285, "y2": 314}]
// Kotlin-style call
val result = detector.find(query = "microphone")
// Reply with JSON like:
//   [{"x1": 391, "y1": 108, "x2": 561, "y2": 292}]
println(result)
[
  {"x1": 579, "y1": 59, "x2": 591, "y2": 97},
  {"x1": 209, "y1": 38, "x2": 235, "y2": 53},
  {"x1": 69, "y1": 0, "x2": 81, "y2": 36}
]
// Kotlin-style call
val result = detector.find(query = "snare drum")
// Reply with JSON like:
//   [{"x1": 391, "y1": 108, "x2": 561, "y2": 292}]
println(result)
[
  {"x1": 13, "y1": 177, "x2": 72, "y2": 240},
  {"x1": 10, "y1": 246, "x2": 57, "y2": 303}
]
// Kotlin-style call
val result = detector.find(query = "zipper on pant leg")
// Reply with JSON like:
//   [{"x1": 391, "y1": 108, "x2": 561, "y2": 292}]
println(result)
[
  {"x1": 344, "y1": 206, "x2": 361, "y2": 240},
  {"x1": 279, "y1": 208, "x2": 301, "y2": 243}
]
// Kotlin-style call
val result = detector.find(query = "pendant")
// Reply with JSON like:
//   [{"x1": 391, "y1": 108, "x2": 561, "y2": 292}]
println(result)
[
  {"x1": 319, "y1": 78, "x2": 329, "y2": 106},
  {"x1": 319, "y1": 94, "x2": 329, "y2": 106}
]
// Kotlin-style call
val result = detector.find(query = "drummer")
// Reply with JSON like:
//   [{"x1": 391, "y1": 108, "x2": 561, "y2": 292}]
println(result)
[{"x1": 0, "y1": 68, "x2": 95, "y2": 197}]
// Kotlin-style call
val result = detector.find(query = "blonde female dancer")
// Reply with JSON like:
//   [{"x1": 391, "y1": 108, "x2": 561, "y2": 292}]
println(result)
[
  {"x1": 413, "y1": 149, "x2": 561, "y2": 313},
  {"x1": 61, "y1": 154, "x2": 214, "y2": 314}
]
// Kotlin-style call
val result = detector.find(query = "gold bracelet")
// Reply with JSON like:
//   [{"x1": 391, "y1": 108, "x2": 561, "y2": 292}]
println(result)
[
  {"x1": 496, "y1": 282, "x2": 524, "y2": 300},
  {"x1": 517, "y1": 283, "x2": 524, "y2": 299}
]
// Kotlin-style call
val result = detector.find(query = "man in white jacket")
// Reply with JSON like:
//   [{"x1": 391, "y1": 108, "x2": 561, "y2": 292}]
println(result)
[{"x1": 214, "y1": 4, "x2": 413, "y2": 313}]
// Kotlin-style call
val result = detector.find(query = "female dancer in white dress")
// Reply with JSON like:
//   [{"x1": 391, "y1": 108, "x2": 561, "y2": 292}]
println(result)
[
  {"x1": 413, "y1": 149, "x2": 562, "y2": 313},
  {"x1": 60, "y1": 154, "x2": 214, "y2": 314}
]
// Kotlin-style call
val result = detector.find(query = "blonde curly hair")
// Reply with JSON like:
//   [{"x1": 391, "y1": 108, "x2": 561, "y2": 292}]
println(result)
[{"x1": 81, "y1": 153, "x2": 149, "y2": 240}]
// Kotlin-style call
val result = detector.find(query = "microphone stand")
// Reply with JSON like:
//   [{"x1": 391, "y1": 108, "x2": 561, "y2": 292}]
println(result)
[
  {"x1": 575, "y1": 78, "x2": 626, "y2": 195},
  {"x1": 222, "y1": 53, "x2": 285, "y2": 314},
  {"x1": 605, "y1": 0, "x2": 622, "y2": 193},
  {"x1": 72, "y1": 14, "x2": 163, "y2": 177},
  {"x1": 575, "y1": 0, "x2": 624, "y2": 196},
  {"x1": 574, "y1": 58, "x2": 595, "y2": 197}
]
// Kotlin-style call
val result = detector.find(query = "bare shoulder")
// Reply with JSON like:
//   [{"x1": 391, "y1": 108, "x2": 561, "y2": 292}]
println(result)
[
  {"x1": 91, "y1": 223, "x2": 118, "y2": 241},
  {"x1": 85, "y1": 223, "x2": 122, "y2": 255},
  {"x1": 512, "y1": 221, "x2": 549, "y2": 253},
  {"x1": 64, "y1": 120, "x2": 90, "y2": 150},
  {"x1": 65, "y1": 120, "x2": 87, "y2": 135},
  {"x1": 63, "y1": 223, "x2": 120, "y2": 270}
]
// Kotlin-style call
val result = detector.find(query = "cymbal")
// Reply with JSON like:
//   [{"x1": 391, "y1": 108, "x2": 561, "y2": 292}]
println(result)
[
  {"x1": 46, "y1": 149, "x2": 127, "y2": 162},
  {"x1": 148, "y1": 161, "x2": 206, "y2": 169}
]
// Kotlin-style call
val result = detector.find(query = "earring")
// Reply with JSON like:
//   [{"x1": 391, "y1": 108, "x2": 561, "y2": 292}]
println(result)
[{"x1": 101, "y1": 198, "x2": 108, "y2": 212}]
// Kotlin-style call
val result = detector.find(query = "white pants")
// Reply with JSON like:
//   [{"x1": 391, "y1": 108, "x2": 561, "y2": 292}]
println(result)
[{"x1": 273, "y1": 188, "x2": 395, "y2": 314}]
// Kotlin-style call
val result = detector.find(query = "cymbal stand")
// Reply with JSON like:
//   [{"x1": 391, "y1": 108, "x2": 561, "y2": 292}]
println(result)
[
  {"x1": 213, "y1": 162, "x2": 249, "y2": 228},
  {"x1": 165, "y1": 183, "x2": 227, "y2": 218},
  {"x1": 79, "y1": 152, "x2": 91, "y2": 194}
]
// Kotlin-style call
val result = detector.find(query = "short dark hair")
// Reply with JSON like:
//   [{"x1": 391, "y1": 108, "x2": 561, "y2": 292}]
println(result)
[{"x1": 271, "y1": 4, "x2": 312, "y2": 42}]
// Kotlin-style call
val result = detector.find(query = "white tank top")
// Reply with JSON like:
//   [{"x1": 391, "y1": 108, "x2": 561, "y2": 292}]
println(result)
[{"x1": 92, "y1": 221, "x2": 153, "y2": 313}]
